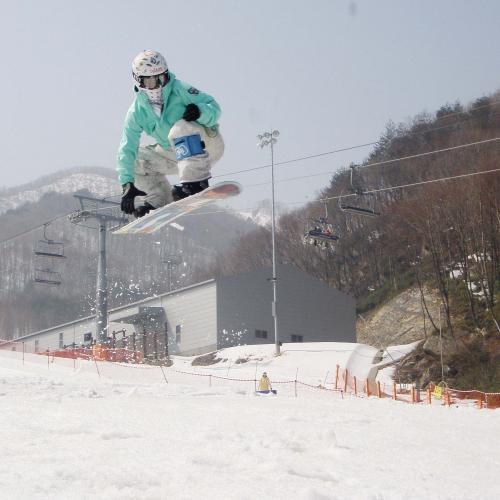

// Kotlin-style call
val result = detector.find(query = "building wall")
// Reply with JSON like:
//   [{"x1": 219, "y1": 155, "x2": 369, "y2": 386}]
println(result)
[
  {"x1": 3, "y1": 281, "x2": 218, "y2": 357},
  {"x1": 216, "y1": 265, "x2": 356, "y2": 348},
  {"x1": 161, "y1": 282, "x2": 217, "y2": 355},
  {"x1": 2, "y1": 269, "x2": 355, "y2": 357},
  {"x1": 3, "y1": 318, "x2": 98, "y2": 353}
]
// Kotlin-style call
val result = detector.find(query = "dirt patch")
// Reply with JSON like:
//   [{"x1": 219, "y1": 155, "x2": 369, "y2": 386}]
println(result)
[
  {"x1": 357, "y1": 286, "x2": 440, "y2": 347},
  {"x1": 192, "y1": 352, "x2": 222, "y2": 366},
  {"x1": 234, "y1": 357, "x2": 249, "y2": 364}
]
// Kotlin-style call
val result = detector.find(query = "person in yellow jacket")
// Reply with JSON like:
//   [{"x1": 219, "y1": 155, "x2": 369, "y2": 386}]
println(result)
[{"x1": 258, "y1": 372, "x2": 272, "y2": 392}]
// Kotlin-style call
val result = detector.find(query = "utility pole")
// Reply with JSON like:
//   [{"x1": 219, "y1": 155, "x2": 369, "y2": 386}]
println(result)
[
  {"x1": 68, "y1": 195, "x2": 127, "y2": 343},
  {"x1": 96, "y1": 221, "x2": 107, "y2": 342},
  {"x1": 161, "y1": 246, "x2": 181, "y2": 292},
  {"x1": 257, "y1": 129, "x2": 280, "y2": 356}
]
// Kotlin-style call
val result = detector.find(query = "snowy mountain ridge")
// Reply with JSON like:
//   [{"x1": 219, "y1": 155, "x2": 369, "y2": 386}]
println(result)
[
  {"x1": 237, "y1": 207, "x2": 272, "y2": 227},
  {"x1": 0, "y1": 167, "x2": 272, "y2": 228},
  {"x1": 0, "y1": 167, "x2": 119, "y2": 215}
]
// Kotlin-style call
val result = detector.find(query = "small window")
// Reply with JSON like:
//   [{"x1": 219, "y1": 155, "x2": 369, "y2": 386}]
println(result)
[
  {"x1": 291, "y1": 335, "x2": 303, "y2": 343},
  {"x1": 255, "y1": 329, "x2": 268, "y2": 339},
  {"x1": 11, "y1": 346, "x2": 16, "y2": 352},
  {"x1": 35, "y1": 339, "x2": 40, "y2": 353},
  {"x1": 175, "y1": 324, "x2": 182, "y2": 343},
  {"x1": 59, "y1": 332, "x2": 64, "y2": 349},
  {"x1": 83, "y1": 333, "x2": 92, "y2": 344}
]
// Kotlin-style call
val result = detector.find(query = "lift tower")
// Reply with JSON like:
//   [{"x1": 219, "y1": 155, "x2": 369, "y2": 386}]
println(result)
[{"x1": 68, "y1": 195, "x2": 127, "y2": 343}]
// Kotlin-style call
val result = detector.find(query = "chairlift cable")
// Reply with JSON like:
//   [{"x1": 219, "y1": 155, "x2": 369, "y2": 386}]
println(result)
[
  {"x1": 242, "y1": 136, "x2": 500, "y2": 189},
  {"x1": 179, "y1": 167, "x2": 500, "y2": 214},
  {"x1": 96, "y1": 108, "x2": 500, "y2": 199},
  {"x1": 2, "y1": 125, "x2": 500, "y2": 246},
  {"x1": 211, "y1": 104, "x2": 500, "y2": 180}
]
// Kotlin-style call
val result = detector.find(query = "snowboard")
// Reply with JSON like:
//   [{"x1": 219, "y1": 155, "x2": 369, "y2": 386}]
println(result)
[{"x1": 113, "y1": 181, "x2": 242, "y2": 235}]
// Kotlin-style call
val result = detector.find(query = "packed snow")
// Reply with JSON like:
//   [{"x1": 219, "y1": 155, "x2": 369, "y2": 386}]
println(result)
[{"x1": 0, "y1": 343, "x2": 498, "y2": 500}]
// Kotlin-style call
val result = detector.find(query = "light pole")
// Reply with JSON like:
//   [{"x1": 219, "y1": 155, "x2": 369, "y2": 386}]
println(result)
[{"x1": 257, "y1": 130, "x2": 280, "y2": 356}]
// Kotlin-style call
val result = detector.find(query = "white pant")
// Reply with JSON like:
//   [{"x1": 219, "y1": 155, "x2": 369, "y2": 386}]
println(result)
[{"x1": 134, "y1": 120, "x2": 224, "y2": 209}]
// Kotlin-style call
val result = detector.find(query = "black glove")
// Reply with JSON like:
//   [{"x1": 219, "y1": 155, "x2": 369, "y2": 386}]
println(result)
[
  {"x1": 121, "y1": 183, "x2": 146, "y2": 214},
  {"x1": 183, "y1": 103, "x2": 200, "y2": 122}
]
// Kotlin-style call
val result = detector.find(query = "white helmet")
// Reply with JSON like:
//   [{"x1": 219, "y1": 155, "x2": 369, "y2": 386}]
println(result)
[{"x1": 132, "y1": 50, "x2": 169, "y2": 89}]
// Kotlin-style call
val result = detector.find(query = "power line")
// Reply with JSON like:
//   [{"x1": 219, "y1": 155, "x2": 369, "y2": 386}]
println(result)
[
  {"x1": 2, "y1": 130, "x2": 499, "y2": 247},
  {"x1": 0, "y1": 212, "x2": 71, "y2": 246},
  {"x1": 213, "y1": 141, "x2": 379, "y2": 178},
  {"x1": 178, "y1": 167, "x2": 500, "y2": 214},
  {"x1": 0, "y1": 203, "x2": 121, "y2": 246},
  {"x1": 212, "y1": 103, "x2": 500, "y2": 180},
  {"x1": 319, "y1": 167, "x2": 500, "y2": 204},
  {"x1": 94, "y1": 104, "x2": 500, "y2": 198},
  {"x1": 243, "y1": 136, "x2": 500, "y2": 189},
  {"x1": 2, "y1": 166, "x2": 499, "y2": 245},
  {"x1": 357, "y1": 136, "x2": 500, "y2": 170}
]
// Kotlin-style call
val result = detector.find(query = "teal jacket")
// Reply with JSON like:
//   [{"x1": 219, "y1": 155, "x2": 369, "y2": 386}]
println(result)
[{"x1": 117, "y1": 72, "x2": 221, "y2": 185}]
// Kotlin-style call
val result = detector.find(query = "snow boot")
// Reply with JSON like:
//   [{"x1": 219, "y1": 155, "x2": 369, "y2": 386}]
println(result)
[{"x1": 171, "y1": 180, "x2": 209, "y2": 202}]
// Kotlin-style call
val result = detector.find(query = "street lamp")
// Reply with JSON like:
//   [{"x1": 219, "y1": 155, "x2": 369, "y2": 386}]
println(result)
[{"x1": 257, "y1": 129, "x2": 280, "y2": 356}]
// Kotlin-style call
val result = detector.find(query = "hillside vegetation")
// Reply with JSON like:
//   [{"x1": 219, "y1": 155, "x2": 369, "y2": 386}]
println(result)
[{"x1": 208, "y1": 92, "x2": 500, "y2": 390}]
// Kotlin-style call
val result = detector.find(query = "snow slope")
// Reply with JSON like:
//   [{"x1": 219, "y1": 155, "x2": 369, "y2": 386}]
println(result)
[{"x1": 0, "y1": 345, "x2": 498, "y2": 500}]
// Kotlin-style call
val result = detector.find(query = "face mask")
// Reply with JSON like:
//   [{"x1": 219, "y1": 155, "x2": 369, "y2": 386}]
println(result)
[{"x1": 142, "y1": 87, "x2": 164, "y2": 107}]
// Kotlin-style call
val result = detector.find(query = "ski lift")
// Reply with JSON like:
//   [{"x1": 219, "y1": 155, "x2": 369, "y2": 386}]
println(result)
[
  {"x1": 338, "y1": 165, "x2": 380, "y2": 218},
  {"x1": 303, "y1": 201, "x2": 339, "y2": 249},
  {"x1": 33, "y1": 223, "x2": 66, "y2": 285},
  {"x1": 34, "y1": 267, "x2": 62, "y2": 286},
  {"x1": 34, "y1": 223, "x2": 66, "y2": 258}
]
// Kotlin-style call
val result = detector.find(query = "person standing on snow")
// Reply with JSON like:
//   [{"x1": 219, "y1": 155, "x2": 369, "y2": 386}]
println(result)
[
  {"x1": 258, "y1": 372, "x2": 273, "y2": 392},
  {"x1": 117, "y1": 49, "x2": 224, "y2": 217}
]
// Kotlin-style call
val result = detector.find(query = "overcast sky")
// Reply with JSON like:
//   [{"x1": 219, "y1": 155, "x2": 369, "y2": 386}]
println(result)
[{"x1": 1, "y1": 0, "x2": 499, "y2": 210}]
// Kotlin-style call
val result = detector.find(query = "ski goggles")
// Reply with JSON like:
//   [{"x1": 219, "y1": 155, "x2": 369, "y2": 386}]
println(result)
[{"x1": 136, "y1": 71, "x2": 169, "y2": 90}]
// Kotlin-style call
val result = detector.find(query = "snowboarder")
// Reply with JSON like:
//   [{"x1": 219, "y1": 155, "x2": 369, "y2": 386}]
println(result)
[{"x1": 117, "y1": 49, "x2": 224, "y2": 217}]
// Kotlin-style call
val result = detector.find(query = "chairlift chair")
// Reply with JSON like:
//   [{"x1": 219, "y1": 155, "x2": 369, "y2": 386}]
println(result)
[
  {"x1": 338, "y1": 165, "x2": 380, "y2": 218},
  {"x1": 33, "y1": 223, "x2": 66, "y2": 285},
  {"x1": 34, "y1": 267, "x2": 62, "y2": 286},
  {"x1": 303, "y1": 201, "x2": 339, "y2": 249},
  {"x1": 34, "y1": 223, "x2": 66, "y2": 259}
]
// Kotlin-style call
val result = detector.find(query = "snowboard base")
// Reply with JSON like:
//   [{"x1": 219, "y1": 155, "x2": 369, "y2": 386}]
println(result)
[{"x1": 113, "y1": 181, "x2": 242, "y2": 235}]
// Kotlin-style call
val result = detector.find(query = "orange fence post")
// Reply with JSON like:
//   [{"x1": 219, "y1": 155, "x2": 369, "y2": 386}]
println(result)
[
  {"x1": 365, "y1": 379, "x2": 370, "y2": 397},
  {"x1": 411, "y1": 386, "x2": 416, "y2": 403},
  {"x1": 427, "y1": 387, "x2": 432, "y2": 405},
  {"x1": 445, "y1": 391, "x2": 451, "y2": 406},
  {"x1": 335, "y1": 365, "x2": 339, "y2": 390},
  {"x1": 343, "y1": 369, "x2": 348, "y2": 393},
  {"x1": 392, "y1": 382, "x2": 397, "y2": 401},
  {"x1": 377, "y1": 381, "x2": 382, "y2": 398},
  {"x1": 353, "y1": 376, "x2": 357, "y2": 396}
]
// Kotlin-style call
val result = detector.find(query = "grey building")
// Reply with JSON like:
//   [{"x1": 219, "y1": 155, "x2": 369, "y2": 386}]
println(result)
[
  {"x1": 1, "y1": 265, "x2": 355, "y2": 357},
  {"x1": 216, "y1": 265, "x2": 355, "y2": 348}
]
